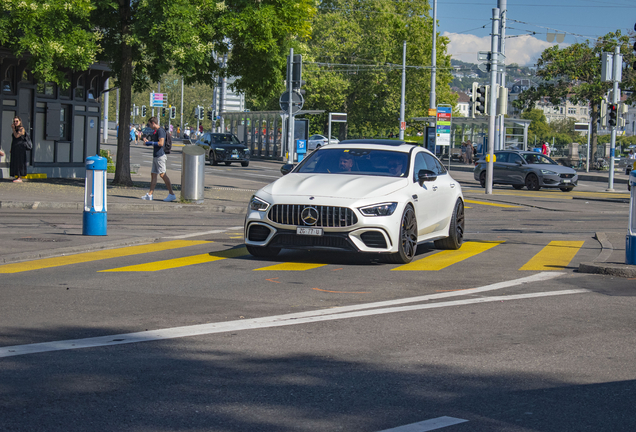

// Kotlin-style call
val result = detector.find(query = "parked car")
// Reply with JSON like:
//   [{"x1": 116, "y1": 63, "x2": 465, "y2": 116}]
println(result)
[
  {"x1": 140, "y1": 127, "x2": 155, "y2": 140},
  {"x1": 194, "y1": 133, "x2": 250, "y2": 167},
  {"x1": 244, "y1": 139, "x2": 465, "y2": 263},
  {"x1": 307, "y1": 134, "x2": 339, "y2": 151},
  {"x1": 474, "y1": 150, "x2": 578, "y2": 191}
]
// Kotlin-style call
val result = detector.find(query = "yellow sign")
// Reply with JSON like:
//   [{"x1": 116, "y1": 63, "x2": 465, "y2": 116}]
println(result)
[
  {"x1": 428, "y1": 108, "x2": 437, "y2": 116},
  {"x1": 485, "y1": 154, "x2": 496, "y2": 163}
]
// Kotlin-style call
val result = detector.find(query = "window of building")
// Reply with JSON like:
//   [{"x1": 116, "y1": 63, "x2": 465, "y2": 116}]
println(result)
[
  {"x1": 2, "y1": 66, "x2": 15, "y2": 94},
  {"x1": 88, "y1": 76, "x2": 99, "y2": 102},
  {"x1": 559, "y1": 107, "x2": 564, "y2": 114},
  {"x1": 37, "y1": 81, "x2": 56, "y2": 97},
  {"x1": 60, "y1": 105, "x2": 71, "y2": 140},
  {"x1": 75, "y1": 74, "x2": 85, "y2": 100},
  {"x1": 59, "y1": 74, "x2": 72, "y2": 99},
  {"x1": 568, "y1": 107, "x2": 576, "y2": 115}
]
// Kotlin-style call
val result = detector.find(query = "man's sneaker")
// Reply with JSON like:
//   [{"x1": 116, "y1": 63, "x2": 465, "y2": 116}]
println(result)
[
  {"x1": 141, "y1": 193, "x2": 153, "y2": 201},
  {"x1": 164, "y1": 193, "x2": 177, "y2": 202}
]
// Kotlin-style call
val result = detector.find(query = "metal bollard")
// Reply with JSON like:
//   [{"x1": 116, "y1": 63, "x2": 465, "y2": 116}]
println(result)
[
  {"x1": 626, "y1": 168, "x2": 636, "y2": 264},
  {"x1": 181, "y1": 145, "x2": 205, "y2": 204},
  {"x1": 83, "y1": 155, "x2": 108, "y2": 236}
]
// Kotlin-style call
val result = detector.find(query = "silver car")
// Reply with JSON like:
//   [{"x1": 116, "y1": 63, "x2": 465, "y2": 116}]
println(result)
[
  {"x1": 307, "y1": 134, "x2": 339, "y2": 151},
  {"x1": 474, "y1": 150, "x2": 578, "y2": 192}
]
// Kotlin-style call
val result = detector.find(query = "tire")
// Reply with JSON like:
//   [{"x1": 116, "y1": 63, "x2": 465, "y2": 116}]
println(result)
[
  {"x1": 525, "y1": 173, "x2": 540, "y2": 191},
  {"x1": 434, "y1": 199, "x2": 465, "y2": 250},
  {"x1": 560, "y1": 187, "x2": 573, "y2": 192},
  {"x1": 210, "y1": 151, "x2": 218, "y2": 166},
  {"x1": 246, "y1": 244, "x2": 281, "y2": 258},
  {"x1": 512, "y1": 184, "x2": 524, "y2": 190},
  {"x1": 386, "y1": 206, "x2": 418, "y2": 264},
  {"x1": 241, "y1": 161, "x2": 249, "y2": 167},
  {"x1": 479, "y1": 171, "x2": 486, "y2": 188},
  {"x1": 224, "y1": 161, "x2": 232, "y2": 166}
]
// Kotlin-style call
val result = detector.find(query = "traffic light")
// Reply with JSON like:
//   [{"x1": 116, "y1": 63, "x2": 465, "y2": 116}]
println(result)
[
  {"x1": 197, "y1": 105, "x2": 204, "y2": 120},
  {"x1": 141, "y1": 105, "x2": 147, "y2": 117},
  {"x1": 170, "y1": 107, "x2": 176, "y2": 119},
  {"x1": 162, "y1": 107, "x2": 166, "y2": 117},
  {"x1": 472, "y1": 83, "x2": 489, "y2": 116},
  {"x1": 289, "y1": 54, "x2": 305, "y2": 93},
  {"x1": 608, "y1": 103, "x2": 617, "y2": 127},
  {"x1": 207, "y1": 110, "x2": 212, "y2": 120}
]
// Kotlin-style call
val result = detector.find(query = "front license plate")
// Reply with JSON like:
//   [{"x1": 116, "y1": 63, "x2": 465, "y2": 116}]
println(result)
[
  {"x1": 563, "y1": 179, "x2": 571, "y2": 183},
  {"x1": 297, "y1": 227, "x2": 323, "y2": 236},
  {"x1": 232, "y1": 154, "x2": 239, "y2": 159}
]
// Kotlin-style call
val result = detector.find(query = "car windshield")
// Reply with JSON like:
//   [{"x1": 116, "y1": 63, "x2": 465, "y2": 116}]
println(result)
[
  {"x1": 522, "y1": 153, "x2": 557, "y2": 165},
  {"x1": 296, "y1": 148, "x2": 409, "y2": 177},
  {"x1": 211, "y1": 134, "x2": 240, "y2": 144}
]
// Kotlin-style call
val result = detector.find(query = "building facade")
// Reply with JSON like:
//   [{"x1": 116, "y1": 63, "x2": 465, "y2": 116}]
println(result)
[{"x1": 0, "y1": 49, "x2": 109, "y2": 179}]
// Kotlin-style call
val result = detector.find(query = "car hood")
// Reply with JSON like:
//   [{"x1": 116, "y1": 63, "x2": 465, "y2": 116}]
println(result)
[
  {"x1": 529, "y1": 164, "x2": 576, "y2": 174},
  {"x1": 262, "y1": 174, "x2": 409, "y2": 199}
]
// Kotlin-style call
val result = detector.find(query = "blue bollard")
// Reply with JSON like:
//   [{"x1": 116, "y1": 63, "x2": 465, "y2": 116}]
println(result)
[
  {"x1": 627, "y1": 169, "x2": 636, "y2": 264},
  {"x1": 83, "y1": 155, "x2": 108, "y2": 236}
]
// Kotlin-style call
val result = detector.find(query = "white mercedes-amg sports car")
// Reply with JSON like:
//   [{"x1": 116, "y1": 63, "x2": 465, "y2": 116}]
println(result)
[{"x1": 244, "y1": 139, "x2": 465, "y2": 263}]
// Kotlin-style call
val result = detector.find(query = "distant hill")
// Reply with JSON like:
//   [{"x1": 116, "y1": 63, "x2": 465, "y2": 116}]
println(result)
[{"x1": 450, "y1": 59, "x2": 535, "y2": 92}]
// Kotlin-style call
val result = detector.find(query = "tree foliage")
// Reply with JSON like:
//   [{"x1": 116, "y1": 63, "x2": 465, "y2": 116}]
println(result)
[{"x1": 513, "y1": 31, "x2": 635, "y2": 158}]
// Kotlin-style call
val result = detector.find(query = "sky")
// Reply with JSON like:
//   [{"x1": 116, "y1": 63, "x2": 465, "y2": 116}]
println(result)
[{"x1": 436, "y1": 0, "x2": 636, "y2": 66}]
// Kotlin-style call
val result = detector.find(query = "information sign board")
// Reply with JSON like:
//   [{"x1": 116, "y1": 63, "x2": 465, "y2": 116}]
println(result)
[{"x1": 436, "y1": 106, "x2": 452, "y2": 146}]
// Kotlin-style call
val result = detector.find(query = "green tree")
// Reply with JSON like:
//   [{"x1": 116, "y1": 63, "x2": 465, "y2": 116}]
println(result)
[
  {"x1": 513, "y1": 31, "x2": 635, "y2": 159},
  {"x1": 521, "y1": 109, "x2": 551, "y2": 143}
]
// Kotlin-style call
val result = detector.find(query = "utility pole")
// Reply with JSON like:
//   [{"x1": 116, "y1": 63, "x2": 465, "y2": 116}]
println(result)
[
  {"x1": 220, "y1": 53, "x2": 228, "y2": 133},
  {"x1": 157, "y1": 82, "x2": 161, "y2": 127},
  {"x1": 485, "y1": 7, "x2": 500, "y2": 195},
  {"x1": 287, "y1": 48, "x2": 295, "y2": 163},
  {"x1": 498, "y1": 0, "x2": 507, "y2": 151},
  {"x1": 103, "y1": 78, "x2": 109, "y2": 143},
  {"x1": 180, "y1": 77, "x2": 184, "y2": 138},
  {"x1": 429, "y1": 0, "x2": 437, "y2": 109},
  {"x1": 399, "y1": 41, "x2": 407, "y2": 140},
  {"x1": 608, "y1": 45, "x2": 621, "y2": 191}
]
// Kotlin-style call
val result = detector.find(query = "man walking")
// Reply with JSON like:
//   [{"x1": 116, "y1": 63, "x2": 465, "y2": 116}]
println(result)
[{"x1": 142, "y1": 117, "x2": 176, "y2": 202}]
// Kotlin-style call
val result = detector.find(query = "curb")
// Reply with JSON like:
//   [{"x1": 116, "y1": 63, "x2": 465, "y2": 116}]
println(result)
[
  {"x1": 2, "y1": 236, "x2": 161, "y2": 264},
  {"x1": 578, "y1": 262, "x2": 636, "y2": 278},
  {"x1": 0, "y1": 200, "x2": 247, "y2": 213}
]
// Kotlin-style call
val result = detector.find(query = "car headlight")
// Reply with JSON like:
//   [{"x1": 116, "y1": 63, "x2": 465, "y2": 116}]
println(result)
[
  {"x1": 359, "y1": 202, "x2": 398, "y2": 216},
  {"x1": 250, "y1": 196, "x2": 270, "y2": 212},
  {"x1": 215, "y1": 147, "x2": 226, "y2": 151},
  {"x1": 540, "y1": 169, "x2": 557, "y2": 175}
]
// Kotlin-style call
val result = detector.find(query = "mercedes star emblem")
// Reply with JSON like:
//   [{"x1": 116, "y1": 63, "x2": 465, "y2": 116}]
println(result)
[{"x1": 301, "y1": 207, "x2": 319, "y2": 226}]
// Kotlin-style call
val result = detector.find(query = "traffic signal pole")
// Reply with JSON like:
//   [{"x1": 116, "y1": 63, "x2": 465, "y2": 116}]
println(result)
[
  {"x1": 485, "y1": 8, "x2": 500, "y2": 195},
  {"x1": 399, "y1": 41, "x2": 406, "y2": 140},
  {"x1": 608, "y1": 45, "x2": 620, "y2": 192},
  {"x1": 287, "y1": 48, "x2": 295, "y2": 163}
]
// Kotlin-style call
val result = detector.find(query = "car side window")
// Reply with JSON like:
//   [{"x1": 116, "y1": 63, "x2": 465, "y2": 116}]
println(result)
[
  {"x1": 413, "y1": 153, "x2": 428, "y2": 182},
  {"x1": 495, "y1": 152, "x2": 508, "y2": 163},
  {"x1": 204, "y1": 134, "x2": 210, "y2": 144},
  {"x1": 422, "y1": 153, "x2": 444, "y2": 175},
  {"x1": 509, "y1": 154, "x2": 523, "y2": 165}
]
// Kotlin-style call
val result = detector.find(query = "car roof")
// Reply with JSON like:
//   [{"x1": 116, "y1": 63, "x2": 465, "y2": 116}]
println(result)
[
  {"x1": 340, "y1": 139, "x2": 408, "y2": 146},
  {"x1": 327, "y1": 139, "x2": 425, "y2": 153}
]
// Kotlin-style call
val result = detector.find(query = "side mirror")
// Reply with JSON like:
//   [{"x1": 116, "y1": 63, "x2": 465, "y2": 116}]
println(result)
[
  {"x1": 516, "y1": 160, "x2": 523, "y2": 166},
  {"x1": 280, "y1": 163, "x2": 295, "y2": 176},
  {"x1": 418, "y1": 169, "x2": 437, "y2": 186}
]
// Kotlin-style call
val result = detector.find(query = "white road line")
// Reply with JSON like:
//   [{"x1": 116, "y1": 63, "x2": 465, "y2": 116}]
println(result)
[
  {"x1": 163, "y1": 226, "x2": 244, "y2": 240},
  {"x1": 378, "y1": 416, "x2": 469, "y2": 431},
  {"x1": 0, "y1": 281, "x2": 586, "y2": 358}
]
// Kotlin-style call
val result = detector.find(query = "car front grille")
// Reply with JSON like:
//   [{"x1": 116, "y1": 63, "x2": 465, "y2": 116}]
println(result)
[
  {"x1": 560, "y1": 173, "x2": 575, "y2": 179},
  {"x1": 269, "y1": 234, "x2": 355, "y2": 251},
  {"x1": 268, "y1": 205, "x2": 358, "y2": 227}
]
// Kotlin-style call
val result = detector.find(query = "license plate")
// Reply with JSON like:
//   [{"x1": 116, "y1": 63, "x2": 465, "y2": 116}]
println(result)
[
  {"x1": 232, "y1": 153, "x2": 239, "y2": 159},
  {"x1": 297, "y1": 227, "x2": 323, "y2": 236},
  {"x1": 563, "y1": 179, "x2": 571, "y2": 183}
]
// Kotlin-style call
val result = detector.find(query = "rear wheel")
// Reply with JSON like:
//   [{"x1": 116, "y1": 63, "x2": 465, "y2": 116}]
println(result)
[
  {"x1": 224, "y1": 161, "x2": 232, "y2": 166},
  {"x1": 246, "y1": 244, "x2": 281, "y2": 258},
  {"x1": 512, "y1": 184, "x2": 524, "y2": 190},
  {"x1": 479, "y1": 171, "x2": 486, "y2": 188},
  {"x1": 241, "y1": 161, "x2": 250, "y2": 167},
  {"x1": 525, "y1": 173, "x2": 540, "y2": 191},
  {"x1": 434, "y1": 199, "x2": 464, "y2": 250},
  {"x1": 386, "y1": 206, "x2": 418, "y2": 264},
  {"x1": 560, "y1": 187, "x2": 573, "y2": 192}
]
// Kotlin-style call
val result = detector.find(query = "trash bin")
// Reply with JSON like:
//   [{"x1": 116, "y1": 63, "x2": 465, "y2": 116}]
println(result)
[
  {"x1": 626, "y1": 169, "x2": 636, "y2": 264},
  {"x1": 297, "y1": 139, "x2": 307, "y2": 162},
  {"x1": 181, "y1": 144, "x2": 205, "y2": 204},
  {"x1": 83, "y1": 154, "x2": 107, "y2": 236}
]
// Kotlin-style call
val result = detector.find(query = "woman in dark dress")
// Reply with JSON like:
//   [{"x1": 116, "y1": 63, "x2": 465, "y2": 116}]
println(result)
[{"x1": 10, "y1": 116, "x2": 27, "y2": 183}]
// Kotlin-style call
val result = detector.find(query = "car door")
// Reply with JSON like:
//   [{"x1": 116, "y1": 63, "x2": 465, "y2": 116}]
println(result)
[
  {"x1": 423, "y1": 153, "x2": 456, "y2": 231},
  {"x1": 411, "y1": 152, "x2": 435, "y2": 237},
  {"x1": 492, "y1": 152, "x2": 509, "y2": 183},
  {"x1": 507, "y1": 153, "x2": 526, "y2": 184}
]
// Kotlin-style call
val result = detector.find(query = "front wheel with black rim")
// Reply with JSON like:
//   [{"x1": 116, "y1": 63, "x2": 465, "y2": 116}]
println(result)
[
  {"x1": 560, "y1": 187, "x2": 573, "y2": 192},
  {"x1": 386, "y1": 206, "x2": 418, "y2": 264},
  {"x1": 246, "y1": 244, "x2": 281, "y2": 258},
  {"x1": 479, "y1": 171, "x2": 486, "y2": 188},
  {"x1": 241, "y1": 161, "x2": 249, "y2": 167},
  {"x1": 525, "y1": 173, "x2": 540, "y2": 191},
  {"x1": 210, "y1": 151, "x2": 218, "y2": 166},
  {"x1": 434, "y1": 199, "x2": 464, "y2": 250},
  {"x1": 512, "y1": 184, "x2": 524, "y2": 190}
]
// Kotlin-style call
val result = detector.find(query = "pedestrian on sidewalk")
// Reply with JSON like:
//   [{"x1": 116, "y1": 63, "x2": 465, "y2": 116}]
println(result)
[
  {"x1": 10, "y1": 116, "x2": 28, "y2": 183},
  {"x1": 141, "y1": 117, "x2": 176, "y2": 202},
  {"x1": 129, "y1": 124, "x2": 137, "y2": 145}
]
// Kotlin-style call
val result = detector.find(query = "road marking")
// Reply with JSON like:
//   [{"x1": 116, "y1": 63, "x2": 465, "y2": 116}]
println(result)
[
  {"x1": 254, "y1": 262, "x2": 327, "y2": 271},
  {"x1": 163, "y1": 226, "x2": 244, "y2": 240},
  {"x1": 378, "y1": 416, "x2": 469, "y2": 431},
  {"x1": 100, "y1": 246, "x2": 248, "y2": 272},
  {"x1": 392, "y1": 241, "x2": 503, "y2": 271},
  {"x1": 0, "y1": 240, "x2": 210, "y2": 274},
  {"x1": 519, "y1": 240, "x2": 585, "y2": 271},
  {"x1": 312, "y1": 288, "x2": 370, "y2": 294},
  {"x1": 464, "y1": 199, "x2": 519, "y2": 208},
  {"x1": 0, "y1": 272, "x2": 572, "y2": 358}
]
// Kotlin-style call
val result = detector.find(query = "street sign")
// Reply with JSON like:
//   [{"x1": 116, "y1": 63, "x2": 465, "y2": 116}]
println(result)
[
  {"x1": 330, "y1": 113, "x2": 347, "y2": 122},
  {"x1": 400, "y1": 121, "x2": 406, "y2": 131},
  {"x1": 280, "y1": 91, "x2": 304, "y2": 114},
  {"x1": 478, "y1": 51, "x2": 491, "y2": 62},
  {"x1": 428, "y1": 108, "x2": 437, "y2": 116},
  {"x1": 150, "y1": 92, "x2": 167, "y2": 108},
  {"x1": 436, "y1": 106, "x2": 452, "y2": 147},
  {"x1": 478, "y1": 62, "x2": 490, "y2": 73}
]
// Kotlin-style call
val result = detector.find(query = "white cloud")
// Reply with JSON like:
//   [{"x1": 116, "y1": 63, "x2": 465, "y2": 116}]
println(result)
[{"x1": 443, "y1": 32, "x2": 565, "y2": 66}]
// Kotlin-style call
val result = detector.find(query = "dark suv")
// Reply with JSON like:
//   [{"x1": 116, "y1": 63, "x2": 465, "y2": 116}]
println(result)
[
  {"x1": 194, "y1": 133, "x2": 250, "y2": 167},
  {"x1": 474, "y1": 150, "x2": 578, "y2": 191}
]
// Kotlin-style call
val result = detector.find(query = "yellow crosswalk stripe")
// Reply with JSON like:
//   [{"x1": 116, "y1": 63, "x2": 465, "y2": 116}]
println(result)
[
  {"x1": 464, "y1": 199, "x2": 519, "y2": 208},
  {"x1": 0, "y1": 240, "x2": 210, "y2": 274},
  {"x1": 100, "y1": 246, "x2": 249, "y2": 272},
  {"x1": 392, "y1": 241, "x2": 504, "y2": 271},
  {"x1": 519, "y1": 241, "x2": 584, "y2": 271},
  {"x1": 254, "y1": 262, "x2": 327, "y2": 271}
]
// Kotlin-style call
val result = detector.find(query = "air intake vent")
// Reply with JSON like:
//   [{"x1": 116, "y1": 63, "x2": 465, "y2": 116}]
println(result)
[
  {"x1": 247, "y1": 224, "x2": 271, "y2": 242},
  {"x1": 360, "y1": 231, "x2": 387, "y2": 248},
  {"x1": 269, "y1": 205, "x2": 358, "y2": 227}
]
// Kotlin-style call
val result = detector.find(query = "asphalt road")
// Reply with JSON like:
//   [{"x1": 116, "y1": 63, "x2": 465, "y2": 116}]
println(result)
[{"x1": 1, "y1": 146, "x2": 635, "y2": 431}]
